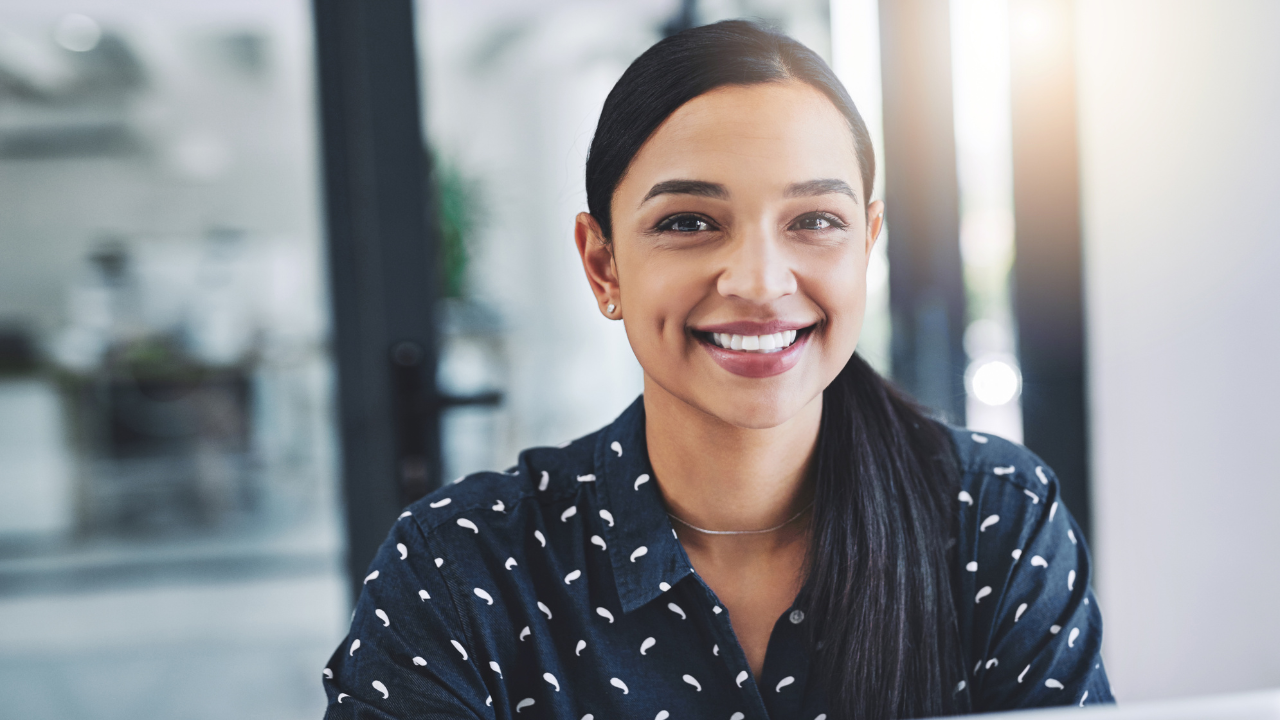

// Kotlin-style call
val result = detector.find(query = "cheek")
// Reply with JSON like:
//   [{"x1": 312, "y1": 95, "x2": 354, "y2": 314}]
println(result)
[
  {"x1": 806, "y1": 246, "x2": 869, "y2": 325},
  {"x1": 618, "y1": 251, "x2": 710, "y2": 341}
]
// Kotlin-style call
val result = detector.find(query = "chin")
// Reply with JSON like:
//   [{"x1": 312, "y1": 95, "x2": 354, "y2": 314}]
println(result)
[
  {"x1": 637, "y1": 336, "x2": 842, "y2": 430},
  {"x1": 691, "y1": 383, "x2": 820, "y2": 431}
]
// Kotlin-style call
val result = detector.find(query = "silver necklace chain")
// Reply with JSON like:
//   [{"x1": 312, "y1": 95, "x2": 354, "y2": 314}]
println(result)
[{"x1": 666, "y1": 501, "x2": 815, "y2": 536}]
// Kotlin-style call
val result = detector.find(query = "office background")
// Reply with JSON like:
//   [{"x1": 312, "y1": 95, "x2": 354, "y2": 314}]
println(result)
[{"x1": 0, "y1": 0, "x2": 1275, "y2": 717}]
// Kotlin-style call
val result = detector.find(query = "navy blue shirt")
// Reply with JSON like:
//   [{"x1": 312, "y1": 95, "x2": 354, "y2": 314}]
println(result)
[{"x1": 323, "y1": 397, "x2": 1113, "y2": 718}]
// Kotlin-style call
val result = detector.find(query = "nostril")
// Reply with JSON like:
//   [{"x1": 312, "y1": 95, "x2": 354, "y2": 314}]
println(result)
[{"x1": 715, "y1": 260, "x2": 798, "y2": 301}]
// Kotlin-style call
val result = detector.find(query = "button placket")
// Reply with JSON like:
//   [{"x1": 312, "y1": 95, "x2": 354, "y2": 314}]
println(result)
[
  {"x1": 757, "y1": 606, "x2": 815, "y2": 720},
  {"x1": 686, "y1": 573, "x2": 773, "y2": 720}
]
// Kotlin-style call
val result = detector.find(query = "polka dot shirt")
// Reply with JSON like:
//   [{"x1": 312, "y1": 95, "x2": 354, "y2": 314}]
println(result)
[{"x1": 322, "y1": 397, "x2": 1113, "y2": 718}]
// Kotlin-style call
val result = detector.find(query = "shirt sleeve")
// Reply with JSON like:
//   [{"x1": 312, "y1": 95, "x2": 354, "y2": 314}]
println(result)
[
  {"x1": 322, "y1": 514, "x2": 492, "y2": 719},
  {"x1": 968, "y1": 461, "x2": 1115, "y2": 710}
]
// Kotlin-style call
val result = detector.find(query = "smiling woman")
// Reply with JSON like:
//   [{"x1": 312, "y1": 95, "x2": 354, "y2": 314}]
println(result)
[
  {"x1": 323, "y1": 20, "x2": 1112, "y2": 720},
  {"x1": 580, "y1": 78, "x2": 875, "y2": 427}
]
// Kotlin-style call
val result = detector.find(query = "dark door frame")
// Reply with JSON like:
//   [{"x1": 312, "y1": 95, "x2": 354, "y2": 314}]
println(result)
[
  {"x1": 1009, "y1": 0, "x2": 1092, "y2": 542},
  {"x1": 879, "y1": 0, "x2": 968, "y2": 424},
  {"x1": 312, "y1": 0, "x2": 442, "y2": 603}
]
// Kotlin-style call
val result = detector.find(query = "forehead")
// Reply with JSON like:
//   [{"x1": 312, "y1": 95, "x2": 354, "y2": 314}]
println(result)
[{"x1": 619, "y1": 81, "x2": 862, "y2": 200}]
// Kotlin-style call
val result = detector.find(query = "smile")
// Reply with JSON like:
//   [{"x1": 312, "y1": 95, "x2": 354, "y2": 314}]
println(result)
[
  {"x1": 706, "y1": 330, "x2": 799, "y2": 353},
  {"x1": 691, "y1": 324, "x2": 816, "y2": 378}
]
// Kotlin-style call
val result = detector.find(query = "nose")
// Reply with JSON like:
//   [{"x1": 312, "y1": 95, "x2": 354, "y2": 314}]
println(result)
[{"x1": 715, "y1": 222, "x2": 797, "y2": 303}]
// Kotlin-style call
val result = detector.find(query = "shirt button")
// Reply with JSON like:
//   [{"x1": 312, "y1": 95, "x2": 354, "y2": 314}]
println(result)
[{"x1": 789, "y1": 609, "x2": 805, "y2": 624}]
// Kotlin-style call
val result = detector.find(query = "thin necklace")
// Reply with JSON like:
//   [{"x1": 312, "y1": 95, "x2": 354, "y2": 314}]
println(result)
[{"x1": 667, "y1": 501, "x2": 814, "y2": 536}]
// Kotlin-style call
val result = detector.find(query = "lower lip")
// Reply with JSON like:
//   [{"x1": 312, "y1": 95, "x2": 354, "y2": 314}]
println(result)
[{"x1": 697, "y1": 331, "x2": 811, "y2": 378}]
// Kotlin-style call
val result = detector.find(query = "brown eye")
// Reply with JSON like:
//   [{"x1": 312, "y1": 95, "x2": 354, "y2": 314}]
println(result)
[
  {"x1": 658, "y1": 215, "x2": 714, "y2": 233},
  {"x1": 790, "y1": 213, "x2": 845, "y2": 231}
]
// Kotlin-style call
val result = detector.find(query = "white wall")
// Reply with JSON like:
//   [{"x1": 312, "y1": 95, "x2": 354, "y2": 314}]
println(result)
[{"x1": 1079, "y1": 0, "x2": 1280, "y2": 702}]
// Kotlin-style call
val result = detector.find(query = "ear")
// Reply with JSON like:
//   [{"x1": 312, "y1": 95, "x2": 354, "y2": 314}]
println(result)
[
  {"x1": 574, "y1": 212, "x2": 620, "y2": 318},
  {"x1": 865, "y1": 199, "x2": 885, "y2": 256}
]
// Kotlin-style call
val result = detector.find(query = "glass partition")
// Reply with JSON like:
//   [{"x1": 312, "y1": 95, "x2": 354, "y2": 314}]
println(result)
[{"x1": 0, "y1": 2, "x2": 347, "y2": 718}]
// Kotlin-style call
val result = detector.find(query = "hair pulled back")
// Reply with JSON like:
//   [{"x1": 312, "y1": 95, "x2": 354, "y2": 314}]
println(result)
[
  {"x1": 585, "y1": 19, "x2": 874, "y2": 241},
  {"x1": 585, "y1": 20, "x2": 968, "y2": 719}
]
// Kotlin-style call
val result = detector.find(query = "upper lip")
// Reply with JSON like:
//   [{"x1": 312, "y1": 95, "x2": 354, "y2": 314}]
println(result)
[{"x1": 691, "y1": 320, "x2": 816, "y2": 335}]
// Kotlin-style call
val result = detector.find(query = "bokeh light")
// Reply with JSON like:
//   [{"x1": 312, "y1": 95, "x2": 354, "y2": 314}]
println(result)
[
  {"x1": 54, "y1": 14, "x2": 101, "y2": 53},
  {"x1": 968, "y1": 357, "x2": 1021, "y2": 406}
]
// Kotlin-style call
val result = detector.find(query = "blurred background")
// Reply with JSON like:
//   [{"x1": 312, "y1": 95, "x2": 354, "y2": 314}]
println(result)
[{"x1": 0, "y1": 0, "x2": 1274, "y2": 718}]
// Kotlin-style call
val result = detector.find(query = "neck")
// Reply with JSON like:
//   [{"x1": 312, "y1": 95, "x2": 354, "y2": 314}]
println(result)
[{"x1": 642, "y1": 376, "x2": 821, "y2": 553}]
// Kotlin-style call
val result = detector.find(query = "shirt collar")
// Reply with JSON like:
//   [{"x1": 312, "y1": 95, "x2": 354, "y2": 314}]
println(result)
[{"x1": 595, "y1": 396, "x2": 696, "y2": 614}]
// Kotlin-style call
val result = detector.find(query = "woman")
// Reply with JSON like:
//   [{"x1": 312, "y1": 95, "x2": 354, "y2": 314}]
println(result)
[{"x1": 323, "y1": 20, "x2": 1112, "y2": 719}]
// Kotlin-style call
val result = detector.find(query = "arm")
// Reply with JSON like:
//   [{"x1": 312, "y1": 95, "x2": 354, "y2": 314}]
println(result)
[
  {"x1": 322, "y1": 515, "x2": 491, "y2": 719},
  {"x1": 969, "y1": 462, "x2": 1114, "y2": 710}
]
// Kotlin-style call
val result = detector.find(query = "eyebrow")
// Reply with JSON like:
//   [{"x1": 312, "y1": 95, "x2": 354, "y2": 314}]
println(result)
[
  {"x1": 785, "y1": 178, "x2": 859, "y2": 203},
  {"x1": 641, "y1": 179, "x2": 727, "y2": 205},
  {"x1": 639, "y1": 177, "x2": 859, "y2": 206}
]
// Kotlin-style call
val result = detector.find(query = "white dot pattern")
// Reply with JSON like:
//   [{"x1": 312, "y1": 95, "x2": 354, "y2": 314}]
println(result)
[{"x1": 321, "y1": 400, "x2": 1112, "y2": 716}]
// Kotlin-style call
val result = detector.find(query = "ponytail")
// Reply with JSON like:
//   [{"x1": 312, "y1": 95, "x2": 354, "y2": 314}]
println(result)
[{"x1": 799, "y1": 353, "x2": 966, "y2": 718}]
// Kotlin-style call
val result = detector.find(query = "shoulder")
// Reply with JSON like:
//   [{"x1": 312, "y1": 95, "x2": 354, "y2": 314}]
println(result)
[
  {"x1": 942, "y1": 424, "x2": 1092, "y2": 624},
  {"x1": 398, "y1": 427, "x2": 606, "y2": 541},
  {"x1": 944, "y1": 425, "x2": 1059, "y2": 507},
  {"x1": 941, "y1": 428, "x2": 1109, "y2": 708},
  {"x1": 941, "y1": 425, "x2": 1080, "y2": 567}
]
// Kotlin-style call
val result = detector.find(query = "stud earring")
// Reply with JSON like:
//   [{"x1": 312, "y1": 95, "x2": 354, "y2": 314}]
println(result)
[{"x1": 606, "y1": 303, "x2": 616, "y2": 314}]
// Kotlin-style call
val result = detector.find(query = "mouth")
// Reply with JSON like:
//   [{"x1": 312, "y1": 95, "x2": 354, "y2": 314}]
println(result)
[
  {"x1": 690, "y1": 324, "x2": 817, "y2": 379},
  {"x1": 693, "y1": 327, "x2": 812, "y2": 353}
]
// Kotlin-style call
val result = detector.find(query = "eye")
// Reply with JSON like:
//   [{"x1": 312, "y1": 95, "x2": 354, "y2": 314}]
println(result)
[
  {"x1": 656, "y1": 214, "x2": 715, "y2": 233},
  {"x1": 790, "y1": 212, "x2": 847, "y2": 232}
]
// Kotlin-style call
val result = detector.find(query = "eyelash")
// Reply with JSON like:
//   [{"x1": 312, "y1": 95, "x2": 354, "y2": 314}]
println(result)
[
  {"x1": 791, "y1": 212, "x2": 848, "y2": 231},
  {"x1": 654, "y1": 214, "x2": 716, "y2": 233},
  {"x1": 652, "y1": 211, "x2": 849, "y2": 234}
]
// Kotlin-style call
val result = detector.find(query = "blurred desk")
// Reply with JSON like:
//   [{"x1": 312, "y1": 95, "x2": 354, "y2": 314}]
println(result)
[{"x1": 967, "y1": 689, "x2": 1280, "y2": 720}]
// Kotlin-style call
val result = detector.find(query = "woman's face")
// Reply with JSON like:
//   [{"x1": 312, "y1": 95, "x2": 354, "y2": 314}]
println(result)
[{"x1": 577, "y1": 80, "x2": 883, "y2": 430}]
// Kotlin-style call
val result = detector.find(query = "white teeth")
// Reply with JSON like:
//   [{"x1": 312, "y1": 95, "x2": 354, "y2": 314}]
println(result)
[{"x1": 709, "y1": 329, "x2": 802, "y2": 353}]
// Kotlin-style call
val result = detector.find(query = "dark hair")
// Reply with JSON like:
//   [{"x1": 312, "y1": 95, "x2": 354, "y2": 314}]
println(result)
[
  {"x1": 585, "y1": 20, "x2": 966, "y2": 719},
  {"x1": 586, "y1": 19, "x2": 875, "y2": 242}
]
